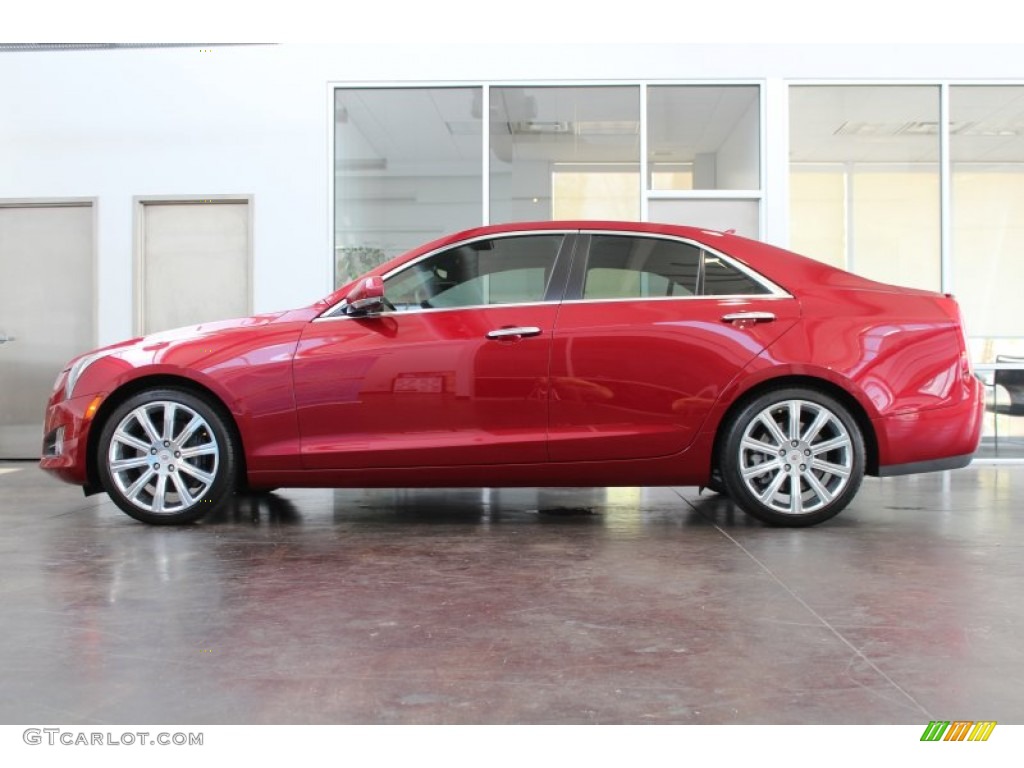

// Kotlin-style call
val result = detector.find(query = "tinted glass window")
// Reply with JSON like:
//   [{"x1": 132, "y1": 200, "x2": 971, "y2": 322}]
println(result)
[
  {"x1": 703, "y1": 254, "x2": 768, "y2": 296},
  {"x1": 385, "y1": 234, "x2": 562, "y2": 311},
  {"x1": 584, "y1": 236, "x2": 700, "y2": 299},
  {"x1": 582, "y1": 235, "x2": 769, "y2": 299}
]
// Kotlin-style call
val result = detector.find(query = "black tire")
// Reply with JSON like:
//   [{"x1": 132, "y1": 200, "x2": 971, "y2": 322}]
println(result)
[
  {"x1": 720, "y1": 387, "x2": 865, "y2": 527},
  {"x1": 96, "y1": 388, "x2": 238, "y2": 525}
]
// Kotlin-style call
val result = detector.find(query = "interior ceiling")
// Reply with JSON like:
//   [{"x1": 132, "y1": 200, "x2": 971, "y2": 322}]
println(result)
[
  {"x1": 336, "y1": 88, "x2": 482, "y2": 169},
  {"x1": 336, "y1": 85, "x2": 1024, "y2": 173},
  {"x1": 790, "y1": 85, "x2": 1024, "y2": 164},
  {"x1": 336, "y1": 86, "x2": 758, "y2": 169}
]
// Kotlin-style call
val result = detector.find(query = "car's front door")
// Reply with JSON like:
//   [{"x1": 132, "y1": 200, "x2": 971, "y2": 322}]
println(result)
[
  {"x1": 292, "y1": 232, "x2": 573, "y2": 470},
  {"x1": 548, "y1": 232, "x2": 800, "y2": 462}
]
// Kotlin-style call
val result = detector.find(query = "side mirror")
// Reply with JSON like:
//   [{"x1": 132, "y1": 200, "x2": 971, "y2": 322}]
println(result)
[{"x1": 344, "y1": 275, "x2": 385, "y2": 315}]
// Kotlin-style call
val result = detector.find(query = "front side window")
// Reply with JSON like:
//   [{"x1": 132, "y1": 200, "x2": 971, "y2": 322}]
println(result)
[
  {"x1": 583, "y1": 235, "x2": 768, "y2": 300},
  {"x1": 385, "y1": 234, "x2": 564, "y2": 311}
]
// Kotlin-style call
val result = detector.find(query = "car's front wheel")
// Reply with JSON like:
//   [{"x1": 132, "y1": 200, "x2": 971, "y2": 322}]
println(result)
[
  {"x1": 720, "y1": 388, "x2": 865, "y2": 527},
  {"x1": 97, "y1": 388, "x2": 238, "y2": 525}
]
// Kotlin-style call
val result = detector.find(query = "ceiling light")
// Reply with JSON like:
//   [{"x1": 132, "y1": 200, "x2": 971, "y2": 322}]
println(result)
[
  {"x1": 509, "y1": 121, "x2": 571, "y2": 135},
  {"x1": 337, "y1": 158, "x2": 387, "y2": 171}
]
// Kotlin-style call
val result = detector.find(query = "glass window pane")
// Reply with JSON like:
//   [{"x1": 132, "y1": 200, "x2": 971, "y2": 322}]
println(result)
[
  {"x1": 789, "y1": 86, "x2": 940, "y2": 291},
  {"x1": 702, "y1": 253, "x2": 768, "y2": 296},
  {"x1": 950, "y1": 86, "x2": 1024, "y2": 453},
  {"x1": 583, "y1": 236, "x2": 699, "y2": 299},
  {"x1": 552, "y1": 171, "x2": 639, "y2": 220},
  {"x1": 647, "y1": 85, "x2": 761, "y2": 191},
  {"x1": 334, "y1": 88, "x2": 482, "y2": 288},
  {"x1": 490, "y1": 87, "x2": 640, "y2": 223},
  {"x1": 951, "y1": 86, "x2": 1024, "y2": 346},
  {"x1": 788, "y1": 167, "x2": 846, "y2": 268},
  {"x1": 385, "y1": 234, "x2": 563, "y2": 310}
]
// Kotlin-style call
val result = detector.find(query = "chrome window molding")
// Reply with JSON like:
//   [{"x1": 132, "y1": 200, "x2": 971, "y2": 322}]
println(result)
[
  {"x1": 313, "y1": 299, "x2": 558, "y2": 323},
  {"x1": 558, "y1": 293, "x2": 795, "y2": 307}
]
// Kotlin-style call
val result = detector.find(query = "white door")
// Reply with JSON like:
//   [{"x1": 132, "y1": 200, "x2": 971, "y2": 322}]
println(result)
[
  {"x1": 0, "y1": 203, "x2": 95, "y2": 458},
  {"x1": 140, "y1": 200, "x2": 251, "y2": 334}
]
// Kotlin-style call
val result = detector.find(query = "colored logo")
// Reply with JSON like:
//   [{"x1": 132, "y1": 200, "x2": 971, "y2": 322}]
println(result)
[{"x1": 920, "y1": 721, "x2": 996, "y2": 742}]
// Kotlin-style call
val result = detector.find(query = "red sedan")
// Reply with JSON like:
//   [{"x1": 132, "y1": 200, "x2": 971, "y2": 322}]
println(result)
[{"x1": 40, "y1": 221, "x2": 984, "y2": 527}]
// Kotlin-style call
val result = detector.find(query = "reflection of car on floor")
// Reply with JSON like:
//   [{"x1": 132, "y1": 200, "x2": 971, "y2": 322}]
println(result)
[{"x1": 40, "y1": 221, "x2": 985, "y2": 527}]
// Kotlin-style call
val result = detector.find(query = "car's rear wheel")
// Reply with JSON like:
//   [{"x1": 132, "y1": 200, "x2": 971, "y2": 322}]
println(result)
[
  {"x1": 97, "y1": 388, "x2": 237, "y2": 525},
  {"x1": 720, "y1": 388, "x2": 864, "y2": 527}
]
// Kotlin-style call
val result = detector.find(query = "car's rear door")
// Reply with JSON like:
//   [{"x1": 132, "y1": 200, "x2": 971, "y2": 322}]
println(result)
[
  {"x1": 292, "y1": 232, "x2": 575, "y2": 469},
  {"x1": 548, "y1": 231, "x2": 799, "y2": 462}
]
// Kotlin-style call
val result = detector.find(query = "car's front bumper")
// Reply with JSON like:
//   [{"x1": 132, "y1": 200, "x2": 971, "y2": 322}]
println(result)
[{"x1": 38, "y1": 390, "x2": 104, "y2": 488}]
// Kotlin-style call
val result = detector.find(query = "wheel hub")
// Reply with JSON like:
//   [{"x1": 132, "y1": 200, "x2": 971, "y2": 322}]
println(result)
[
  {"x1": 148, "y1": 444, "x2": 176, "y2": 471},
  {"x1": 738, "y1": 398, "x2": 854, "y2": 515},
  {"x1": 106, "y1": 400, "x2": 220, "y2": 514}
]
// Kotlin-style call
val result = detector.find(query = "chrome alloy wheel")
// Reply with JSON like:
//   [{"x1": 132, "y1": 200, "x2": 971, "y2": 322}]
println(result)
[
  {"x1": 106, "y1": 400, "x2": 220, "y2": 514},
  {"x1": 737, "y1": 399, "x2": 854, "y2": 516}
]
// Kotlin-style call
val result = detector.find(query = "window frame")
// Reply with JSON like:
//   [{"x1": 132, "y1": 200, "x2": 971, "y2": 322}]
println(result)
[
  {"x1": 562, "y1": 231, "x2": 789, "y2": 304},
  {"x1": 318, "y1": 231, "x2": 579, "y2": 320}
]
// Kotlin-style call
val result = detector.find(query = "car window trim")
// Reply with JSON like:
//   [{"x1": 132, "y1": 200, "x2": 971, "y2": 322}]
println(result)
[
  {"x1": 318, "y1": 230, "x2": 578, "y2": 320},
  {"x1": 563, "y1": 229, "x2": 791, "y2": 302}
]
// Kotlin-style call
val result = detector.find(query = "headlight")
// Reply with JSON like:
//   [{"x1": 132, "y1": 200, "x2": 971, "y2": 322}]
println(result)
[{"x1": 64, "y1": 350, "x2": 113, "y2": 400}]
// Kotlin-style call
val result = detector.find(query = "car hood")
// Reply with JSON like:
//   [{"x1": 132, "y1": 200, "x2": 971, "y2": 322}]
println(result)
[
  {"x1": 147, "y1": 311, "x2": 295, "y2": 342},
  {"x1": 89, "y1": 310, "x2": 313, "y2": 356},
  {"x1": 68, "y1": 309, "x2": 321, "y2": 373}
]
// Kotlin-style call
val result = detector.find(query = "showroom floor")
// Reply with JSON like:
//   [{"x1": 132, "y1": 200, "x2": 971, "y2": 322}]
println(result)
[{"x1": 1, "y1": 461, "x2": 1021, "y2": 725}]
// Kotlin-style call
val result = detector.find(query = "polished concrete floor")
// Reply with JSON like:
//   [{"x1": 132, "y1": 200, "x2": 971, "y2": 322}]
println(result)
[{"x1": 1, "y1": 461, "x2": 1022, "y2": 725}]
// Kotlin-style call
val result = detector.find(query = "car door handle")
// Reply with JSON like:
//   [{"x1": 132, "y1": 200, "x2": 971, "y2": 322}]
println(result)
[
  {"x1": 721, "y1": 312, "x2": 775, "y2": 324},
  {"x1": 486, "y1": 326, "x2": 542, "y2": 340},
  {"x1": 0, "y1": 333, "x2": 15, "y2": 344}
]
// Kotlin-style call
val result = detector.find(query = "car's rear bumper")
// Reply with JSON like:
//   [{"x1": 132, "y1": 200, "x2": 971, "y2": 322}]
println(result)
[
  {"x1": 877, "y1": 452, "x2": 975, "y2": 477},
  {"x1": 873, "y1": 374, "x2": 985, "y2": 475}
]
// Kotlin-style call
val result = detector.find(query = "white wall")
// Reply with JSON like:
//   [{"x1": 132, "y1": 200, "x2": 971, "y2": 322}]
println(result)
[
  {"x1": 1, "y1": 46, "x2": 329, "y2": 344},
  {"x1": 3, "y1": 43, "x2": 1024, "y2": 345}
]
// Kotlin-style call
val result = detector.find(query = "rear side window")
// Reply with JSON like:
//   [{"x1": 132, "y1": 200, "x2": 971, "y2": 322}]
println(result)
[
  {"x1": 584, "y1": 236, "x2": 700, "y2": 299},
  {"x1": 703, "y1": 253, "x2": 767, "y2": 296},
  {"x1": 584, "y1": 235, "x2": 769, "y2": 299}
]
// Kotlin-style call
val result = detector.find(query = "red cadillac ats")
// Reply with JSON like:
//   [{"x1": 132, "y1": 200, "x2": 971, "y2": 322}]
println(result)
[{"x1": 40, "y1": 221, "x2": 984, "y2": 526}]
